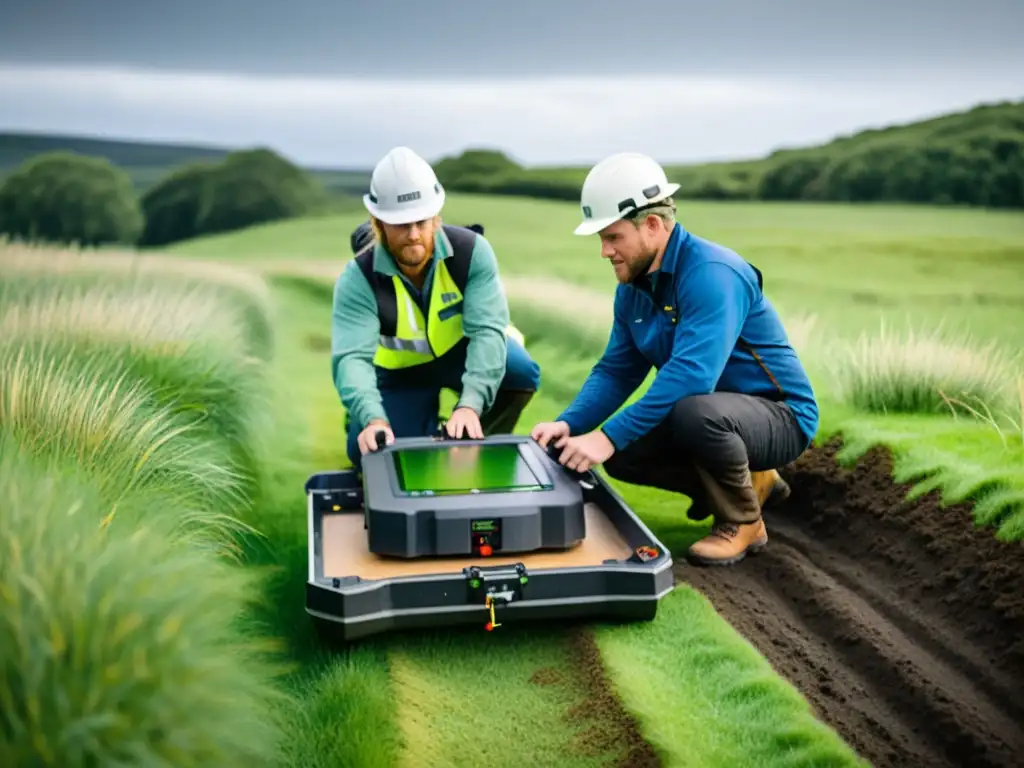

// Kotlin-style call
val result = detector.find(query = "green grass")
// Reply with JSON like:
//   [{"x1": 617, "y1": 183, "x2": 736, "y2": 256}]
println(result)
[
  {"x1": 159, "y1": 193, "x2": 1023, "y2": 765},
  {"x1": 167, "y1": 192, "x2": 1024, "y2": 352},
  {"x1": 243, "y1": 276, "x2": 862, "y2": 768},
  {"x1": 6, "y1": 189, "x2": 1023, "y2": 766},
  {"x1": 593, "y1": 588, "x2": 866, "y2": 767},
  {"x1": 0, "y1": 436, "x2": 289, "y2": 768},
  {"x1": 0, "y1": 249, "x2": 291, "y2": 765}
]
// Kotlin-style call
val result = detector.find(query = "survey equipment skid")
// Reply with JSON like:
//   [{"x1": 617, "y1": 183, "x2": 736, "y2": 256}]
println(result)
[{"x1": 305, "y1": 438, "x2": 675, "y2": 641}]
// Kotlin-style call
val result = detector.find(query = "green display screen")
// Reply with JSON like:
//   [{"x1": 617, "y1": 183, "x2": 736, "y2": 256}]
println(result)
[{"x1": 394, "y1": 443, "x2": 546, "y2": 495}]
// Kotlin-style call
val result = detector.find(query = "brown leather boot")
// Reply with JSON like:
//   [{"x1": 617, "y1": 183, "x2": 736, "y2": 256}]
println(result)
[
  {"x1": 687, "y1": 468, "x2": 790, "y2": 521},
  {"x1": 754, "y1": 469, "x2": 791, "y2": 509},
  {"x1": 687, "y1": 517, "x2": 768, "y2": 566}
]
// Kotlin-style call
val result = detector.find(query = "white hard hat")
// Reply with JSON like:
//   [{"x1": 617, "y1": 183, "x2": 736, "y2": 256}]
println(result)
[
  {"x1": 574, "y1": 152, "x2": 680, "y2": 236},
  {"x1": 363, "y1": 146, "x2": 446, "y2": 225}
]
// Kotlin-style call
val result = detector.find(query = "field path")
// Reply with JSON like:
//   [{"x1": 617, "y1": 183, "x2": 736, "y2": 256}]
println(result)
[
  {"x1": 256, "y1": 274, "x2": 666, "y2": 768},
  {"x1": 679, "y1": 438, "x2": 1024, "y2": 768},
  {"x1": 385, "y1": 627, "x2": 659, "y2": 768}
]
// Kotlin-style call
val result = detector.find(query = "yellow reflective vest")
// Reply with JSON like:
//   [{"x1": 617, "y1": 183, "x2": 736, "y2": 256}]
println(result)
[{"x1": 354, "y1": 225, "x2": 523, "y2": 369}]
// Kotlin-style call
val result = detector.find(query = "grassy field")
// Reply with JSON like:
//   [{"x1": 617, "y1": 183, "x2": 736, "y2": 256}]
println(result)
[
  {"x1": 167, "y1": 193, "x2": 1024, "y2": 348},
  {"x1": 169, "y1": 192, "x2": 1024, "y2": 539},
  {"x1": 174, "y1": 268, "x2": 854, "y2": 767},
  {"x1": 3, "y1": 190, "x2": 1022, "y2": 766}
]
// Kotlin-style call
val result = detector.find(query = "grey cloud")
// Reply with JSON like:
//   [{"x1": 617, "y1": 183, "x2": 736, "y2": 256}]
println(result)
[{"x1": 3, "y1": 0, "x2": 1023, "y2": 79}]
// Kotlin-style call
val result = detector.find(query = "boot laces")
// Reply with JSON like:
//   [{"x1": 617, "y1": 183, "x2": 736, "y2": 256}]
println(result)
[{"x1": 711, "y1": 522, "x2": 739, "y2": 540}]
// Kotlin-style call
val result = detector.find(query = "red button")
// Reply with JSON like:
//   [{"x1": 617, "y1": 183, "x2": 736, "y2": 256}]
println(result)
[{"x1": 479, "y1": 544, "x2": 493, "y2": 556}]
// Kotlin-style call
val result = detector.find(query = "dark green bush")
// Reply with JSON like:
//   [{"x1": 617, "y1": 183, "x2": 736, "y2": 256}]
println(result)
[
  {"x1": 139, "y1": 147, "x2": 326, "y2": 247},
  {"x1": 434, "y1": 149, "x2": 521, "y2": 189},
  {"x1": 0, "y1": 151, "x2": 143, "y2": 246}
]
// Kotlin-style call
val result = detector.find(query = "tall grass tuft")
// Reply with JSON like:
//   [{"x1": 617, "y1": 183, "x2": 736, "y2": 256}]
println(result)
[
  {"x1": 0, "y1": 435, "x2": 290, "y2": 767},
  {"x1": 0, "y1": 250, "x2": 278, "y2": 505},
  {"x1": 0, "y1": 338, "x2": 256, "y2": 556},
  {"x1": 0, "y1": 242, "x2": 276, "y2": 360},
  {"x1": 826, "y1": 319, "x2": 1021, "y2": 420}
]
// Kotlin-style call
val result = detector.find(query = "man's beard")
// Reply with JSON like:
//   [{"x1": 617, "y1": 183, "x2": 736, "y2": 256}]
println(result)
[
  {"x1": 624, "y1": 245, "x2": 658, "y2": 283},
  {"x1": 389, "y1": 238, "x2": 432, "y2": 267}
]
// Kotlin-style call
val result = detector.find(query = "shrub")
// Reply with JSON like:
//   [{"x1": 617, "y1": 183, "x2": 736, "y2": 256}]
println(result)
[
  {"x1": 139, "y1": 148, "x2": 326, "y2": 247},
  {"x1": 757, "y1": 155, "x2": 831, "y2": 200},
  {"x1": 134, "y1": 163, "x2": 212, "y2": 247},
  {"x1": 0, "y1": 151, "x2": 143, "y2": 246},
  {"x1": 433, "y1": 148, "x2": 522, "y2": 188}
]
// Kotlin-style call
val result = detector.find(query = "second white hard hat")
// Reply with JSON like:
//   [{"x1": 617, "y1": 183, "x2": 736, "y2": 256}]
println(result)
[
  {"x1": 364, "y1": 146, "x2": 446, "y2": 224},
  {"x1": 574, "y1": 152, "x2": 680, "y2": 236}
]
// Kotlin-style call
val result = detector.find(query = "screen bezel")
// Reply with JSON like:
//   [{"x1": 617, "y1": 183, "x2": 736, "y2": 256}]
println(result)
[{"x1": 390, "y1": 440, "x2": 555, "y2": 497}]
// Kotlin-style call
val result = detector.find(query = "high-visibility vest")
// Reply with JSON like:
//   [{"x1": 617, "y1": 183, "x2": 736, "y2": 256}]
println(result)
[{"x1": 354, "y1": 224, "x2": 523, "y2": 370}]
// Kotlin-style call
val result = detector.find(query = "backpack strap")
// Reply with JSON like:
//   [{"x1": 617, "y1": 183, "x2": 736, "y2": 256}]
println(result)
[
  {"x1": 733, "y1": 260, "x2": 785, "y2": 400},
  {"x1": 354, "y1": 249, "x2": 398, "y2": 337},
  {"x1": 441, "y1": 224, "x2": 477, "y2": 294}
]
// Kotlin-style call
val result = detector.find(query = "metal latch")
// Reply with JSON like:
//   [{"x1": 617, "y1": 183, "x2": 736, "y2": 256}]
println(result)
[{"x1": 463, "y1": 563, "x2": 529, "y2": 631}]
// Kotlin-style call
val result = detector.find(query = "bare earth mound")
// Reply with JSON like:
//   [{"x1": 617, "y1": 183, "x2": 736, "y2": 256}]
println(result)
[{"x1": 677, "y1": 438, "x2": 1024, "y2": 768}]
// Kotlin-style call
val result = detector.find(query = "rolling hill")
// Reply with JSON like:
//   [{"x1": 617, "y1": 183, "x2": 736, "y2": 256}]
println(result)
[
  {"x1": 434, "y1": 99, "x2": 1024, "y2": 208},
  {"x1": 0, "y1": 131, "x2": 371, "y2": 195},
  {"x1": 3, "y1": 97, "x2": 1022, "y2": 207}
]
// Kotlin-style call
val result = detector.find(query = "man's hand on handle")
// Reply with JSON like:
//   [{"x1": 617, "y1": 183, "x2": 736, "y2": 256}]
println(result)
[
  {"x1": 530, "y1": 420, "x2": 570, "y2": 449},
  {"x1": 555, "y1": 430, "x2": 615, "y2": 473},
  {"x1": 531, "y1": 421, "x2": 615, "y2": 473},
  {"x1": 358, "y1": 419, "x2": 394, "y2": 455}
]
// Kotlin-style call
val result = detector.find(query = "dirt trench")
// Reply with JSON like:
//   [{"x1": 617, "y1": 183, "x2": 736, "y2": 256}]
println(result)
[
  {"x1": 528, "y1": 627, "x2": 662, "y2": 768},
  {"x1": 677, "y1": 438, "x2": 1024, "y2": 768}
]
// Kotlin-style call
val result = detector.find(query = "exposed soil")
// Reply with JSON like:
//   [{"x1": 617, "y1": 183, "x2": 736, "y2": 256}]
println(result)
[
  {"x1": 530, "y1": 666, "x2": 564, "y2": 686},
  {"x1": 677, "y1": 437, "x2": 1024, "y2": 768},
  {"x1": 532, "y1": 628, "x2": 662, "y2": 767}
]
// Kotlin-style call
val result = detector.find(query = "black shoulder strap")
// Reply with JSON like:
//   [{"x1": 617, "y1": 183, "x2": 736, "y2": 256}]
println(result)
[
  {"x1": 442, "y1": 224, "x2": 477, "y2": 294},
  {"x1": 354, "y1": 249, "x2": 398, "y2": 336},
  {"x1": 748, "y1": 261, "x2": 764, "y2": 292},
  {"x1": 734, "y1": 259, "x2": 784, "y2": 399}
]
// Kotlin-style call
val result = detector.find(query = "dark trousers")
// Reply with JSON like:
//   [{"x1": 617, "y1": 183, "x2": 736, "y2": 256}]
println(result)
[
  {"x1": 602, "y1": 392, "x2": 810, "y2": 524},
  {"x1": 346, "y1": 335, "x2": 541, "y2": 470}
]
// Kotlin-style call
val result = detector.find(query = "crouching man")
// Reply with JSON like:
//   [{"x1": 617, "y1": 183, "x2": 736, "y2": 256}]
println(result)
[
  {"x1": 531, "y1": 152, "x2": 818, "y2": 566},
  {"x1": 332, "y1": 146, "x2": 541, "y2": 471}
]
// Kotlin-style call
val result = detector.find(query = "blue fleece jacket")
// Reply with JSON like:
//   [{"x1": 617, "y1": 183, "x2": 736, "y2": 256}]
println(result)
[{"x1": 557, "y1": 223, "x2": 819, "y2": 450}]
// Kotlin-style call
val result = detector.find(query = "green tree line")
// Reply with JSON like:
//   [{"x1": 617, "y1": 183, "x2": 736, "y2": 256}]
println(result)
[
  {"x1": 2, "y1": 100, "x2": 1020, "y2": 249},
  {"x1": 435, "y1": 101, "x2": 1024, "y2": 209},
  {"x1": 0, "y1": 148, "x2": 330, "y2": 248}
]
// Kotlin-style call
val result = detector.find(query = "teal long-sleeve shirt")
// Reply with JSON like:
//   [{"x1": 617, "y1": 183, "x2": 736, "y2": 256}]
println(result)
[{"x1": 330, "y1": 227, "x2": 511, "y2": 431}]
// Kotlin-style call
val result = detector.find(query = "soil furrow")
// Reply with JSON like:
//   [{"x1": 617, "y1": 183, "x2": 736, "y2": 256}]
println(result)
[
  {"x1": 676, "y1": 438, "x2": 1024, "y2": 768},
  {"x1": 769, "y1": 514, "x2": 1021, "y2": 718},
  {"x1": 559, "y1": 628, "x2": 662, "y2": 768}
]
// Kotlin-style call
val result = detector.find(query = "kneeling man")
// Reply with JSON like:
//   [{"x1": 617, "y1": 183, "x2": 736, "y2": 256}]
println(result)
[
  {"x1": 333, "y1": 146, "x2": 541, "y2": 471},
  {"x1": 531, "y1": 152, "x2": 818, "y2": 566}
]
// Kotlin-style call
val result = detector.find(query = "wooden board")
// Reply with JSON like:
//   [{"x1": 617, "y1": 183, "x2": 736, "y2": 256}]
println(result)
[{"x1": 321, "y1": 502, "x2": 632, "y2": 579}]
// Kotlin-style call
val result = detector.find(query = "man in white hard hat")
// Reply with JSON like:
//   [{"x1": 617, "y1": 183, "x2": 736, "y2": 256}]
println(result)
[
  {"x1": 531, "y1": 152, "x2": 819, "y2": 567},
  {"x1": 331, "y1": 146, "x2": 540, "y2": 470}
]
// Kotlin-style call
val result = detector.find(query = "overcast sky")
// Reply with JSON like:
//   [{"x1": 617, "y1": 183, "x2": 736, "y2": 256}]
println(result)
[{"x1": 2, "y1": 0, "x2": 1022, "y2": 168}]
